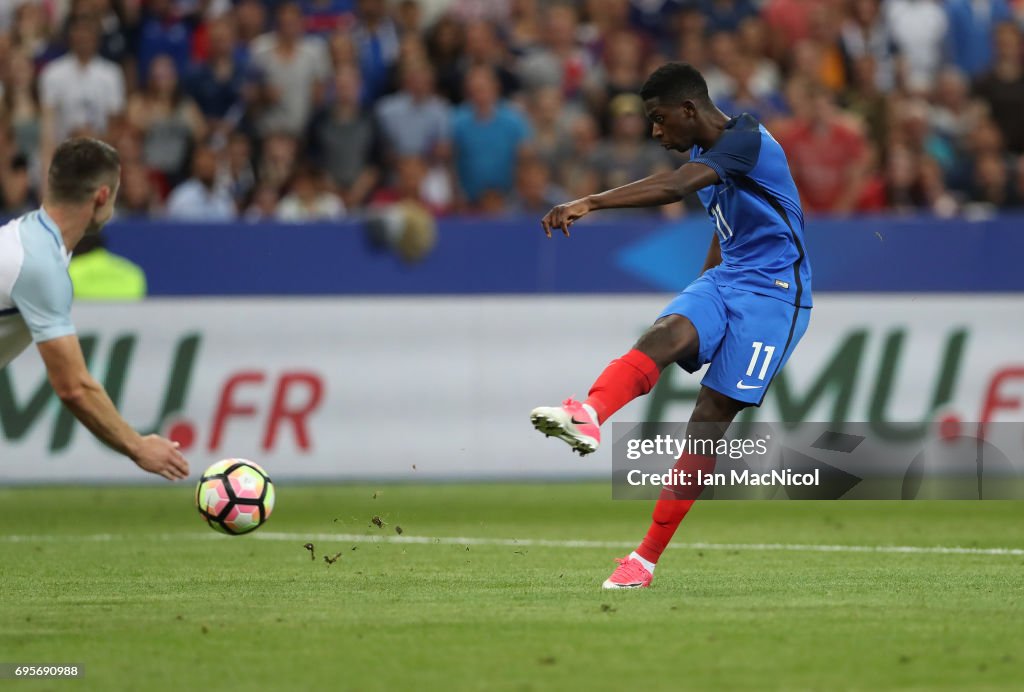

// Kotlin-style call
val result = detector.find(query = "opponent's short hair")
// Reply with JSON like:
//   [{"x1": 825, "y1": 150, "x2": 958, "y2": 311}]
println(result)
[
  {"x1": 47, "y1": 138, "x2": 121, "y2": 204},
  {"x1": 640, "y1": 62, "x2": 711, "y2": 106}
]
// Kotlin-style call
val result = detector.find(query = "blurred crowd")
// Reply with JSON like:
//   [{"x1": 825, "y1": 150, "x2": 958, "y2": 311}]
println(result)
[{"x1": 2, "y1": 0, "x2": 1024, "y2": 222}]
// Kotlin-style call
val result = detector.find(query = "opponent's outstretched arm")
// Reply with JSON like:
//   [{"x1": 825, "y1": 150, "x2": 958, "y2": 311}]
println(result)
[
  {"x1": 37, "y1": 335, "x2": 190, "y2": 481},
  {"x1": 541, "y1": 162, "x2": 720, "y2": 237}
]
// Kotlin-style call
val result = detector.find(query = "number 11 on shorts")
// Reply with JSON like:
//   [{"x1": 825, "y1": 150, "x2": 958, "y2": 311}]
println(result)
[{"x1": 746, "y1": 341, "x2": 775, "y2": 381}]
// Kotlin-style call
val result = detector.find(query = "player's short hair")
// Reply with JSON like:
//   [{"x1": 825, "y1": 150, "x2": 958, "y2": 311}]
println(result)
[
  {"x1": 47, "y1": 138, "x2": 121, "y2": 205},
  {"x1": 640, "y1": 62, "x2": 711, "y2": 106}
]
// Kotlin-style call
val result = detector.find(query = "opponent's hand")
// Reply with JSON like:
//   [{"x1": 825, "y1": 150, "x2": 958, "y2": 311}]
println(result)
[
  {"x1": 541, "y1": 197, "x2": 593, "y2": 238},
  {"x1": 131, "y1": 435, "x2": 190, "y2": 481}
]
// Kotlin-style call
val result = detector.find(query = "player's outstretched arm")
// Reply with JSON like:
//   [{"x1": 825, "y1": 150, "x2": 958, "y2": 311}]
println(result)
[
  {"x1": 540, "y1": 162, "x2": 720, "y2": 237},
  {"x1": 36, "y1": 335, "x2": 190, "y2": 481}
]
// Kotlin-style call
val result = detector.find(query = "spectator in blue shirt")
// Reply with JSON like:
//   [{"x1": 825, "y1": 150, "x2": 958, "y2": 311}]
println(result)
[
  {"x1": 185, "y1": 16, "x2": 249, "y2": 128},
  {"x1": 946, "y1": 0, "x2": 1012, "y2": 78},
  {"x1": 452, "y1": 65, "x2": 533, "y2": 206},
  {"x1": 352, "y1": 0, "x2": 401, "y2": 102},
  {"x1": 300, "y1": 0, "x2": 355, "y2": 35},
  {"x1": 628, "y1": 0, "x2": 687, "y2": 43},
  {"x1": 166, "y1": 144, "x2": 238, "y2": 221},
  {"x1": 700, "y1": 0, "x2": 759, "y2": 34},
  {"x1": 136, "y1": 0, "x2": 194, "y2": 84},
  {"x1": 375, "y1": 60, "x2": 451, "y2": 164}
]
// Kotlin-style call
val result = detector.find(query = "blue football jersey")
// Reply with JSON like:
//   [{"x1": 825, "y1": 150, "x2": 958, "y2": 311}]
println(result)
[{"x1": 689, "y1": 114, "x2": 812, "y2": 308}]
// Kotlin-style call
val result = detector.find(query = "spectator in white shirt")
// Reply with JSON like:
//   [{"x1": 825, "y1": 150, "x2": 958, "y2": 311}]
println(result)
[
  {"x1": 885, "y1": 0, "x2": 948, "y2": 93},
  {"x1": 249, "y1": 2, "x2": 331, "y2": 136},
  {"x1": 516, "y1": 3, "x2": 592, "y2": 99},
  {"x1": 39, "y1": 14, "x2": 126, "y2": 173},
  {"x1": 276, "y1": 166, "x2": 346, "y2": 222},
  {"x1": 166, "y1": 145, "x2": 238, "y2": 221}
]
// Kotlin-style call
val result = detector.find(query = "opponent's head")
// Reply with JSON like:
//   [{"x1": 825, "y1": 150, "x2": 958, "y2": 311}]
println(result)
[
  {"x1": 47, "y1": 138, "x2": 121, "y2": 235},
  {"x1": 640, "y1": 62, "x2": 713, "y2": 152}
]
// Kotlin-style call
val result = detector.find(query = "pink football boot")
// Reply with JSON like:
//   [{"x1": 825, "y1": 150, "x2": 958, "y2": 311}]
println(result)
[
  {"x1": 530, "y1": 398, "x2": 600, "y2": 456},
  {"x1": 602, "y1": 556, "x2": 654, "y2": 589}
]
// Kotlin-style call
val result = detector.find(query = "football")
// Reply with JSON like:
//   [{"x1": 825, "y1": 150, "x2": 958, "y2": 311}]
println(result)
[{"x1": 195, "y1": 459, "x2": 276, "y2": 535}]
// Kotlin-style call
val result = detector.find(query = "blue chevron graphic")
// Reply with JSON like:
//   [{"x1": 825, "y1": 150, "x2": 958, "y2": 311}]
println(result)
[{"x1": 614, "y1": 218, "x2": 713, "y2": 291}]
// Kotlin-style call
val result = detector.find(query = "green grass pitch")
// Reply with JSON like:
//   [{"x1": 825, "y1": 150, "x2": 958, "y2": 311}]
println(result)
[{"x1": 1, "y1": 483, "x2": 1023, "y2": 691}]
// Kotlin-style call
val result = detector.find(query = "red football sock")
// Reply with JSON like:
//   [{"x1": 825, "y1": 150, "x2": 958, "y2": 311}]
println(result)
[
  {"x1": 636, "y1": 453, "x2": 716, "y2": 564},
  {"x1": 584, "y1": 349, "x2": 661, "y2": 424}
]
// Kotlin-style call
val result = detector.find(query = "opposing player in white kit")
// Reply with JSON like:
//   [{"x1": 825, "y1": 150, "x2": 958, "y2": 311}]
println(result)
[{"x1": 0, "y1": 138, "x2": 188, "y2": 480}]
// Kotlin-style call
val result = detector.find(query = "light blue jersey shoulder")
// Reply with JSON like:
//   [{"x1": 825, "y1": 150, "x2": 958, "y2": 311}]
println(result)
[
  {"x1": 689, "y1": 114, "x2": 813, "y2": 308},
  {"x1": 0, "y1": 207, "x2": 75, "y2": 368}
]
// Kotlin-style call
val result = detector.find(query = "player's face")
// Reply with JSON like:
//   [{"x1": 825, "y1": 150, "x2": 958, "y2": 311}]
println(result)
[{"x1": 644, "y1": 98, "x2": 699, "y2": 153}]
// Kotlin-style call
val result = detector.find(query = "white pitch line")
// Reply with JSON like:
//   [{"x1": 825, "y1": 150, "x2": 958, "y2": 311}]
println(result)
[
  {"x1": 253, "y1": 532, "x2": 1024, "y2": 556},
  {"x1": 1, "y1": 531, "x2": 1023, "y2": 557}
]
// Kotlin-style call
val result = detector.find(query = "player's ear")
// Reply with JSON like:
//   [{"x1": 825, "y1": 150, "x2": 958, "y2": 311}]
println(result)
[{"x1": 93, "y1": 184, "x2": 111, "y2": 210}]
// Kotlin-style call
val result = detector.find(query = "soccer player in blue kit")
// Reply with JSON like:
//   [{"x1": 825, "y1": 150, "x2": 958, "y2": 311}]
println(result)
[{"x1": 531, "y1": 63, "x2": 812, "y2": 589}]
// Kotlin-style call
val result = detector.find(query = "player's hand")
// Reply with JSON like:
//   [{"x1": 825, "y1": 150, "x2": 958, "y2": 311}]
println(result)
[
  {"x1": 131, "y1": 435, "x2": 190, "y2": 481},
  {"x1": 541, "y1": 197, "x2": 593, "y2": 238}
]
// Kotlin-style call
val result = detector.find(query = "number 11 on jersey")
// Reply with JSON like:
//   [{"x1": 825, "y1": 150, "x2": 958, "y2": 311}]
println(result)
[{"x1": 746, "y1": 341, "x2": 775, "y2": 381}]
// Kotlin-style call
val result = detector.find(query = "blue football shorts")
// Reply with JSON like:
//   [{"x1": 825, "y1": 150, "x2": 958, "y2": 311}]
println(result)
[{"x1": 657, "y1": 272, "x2": 811, "y2": 405}]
